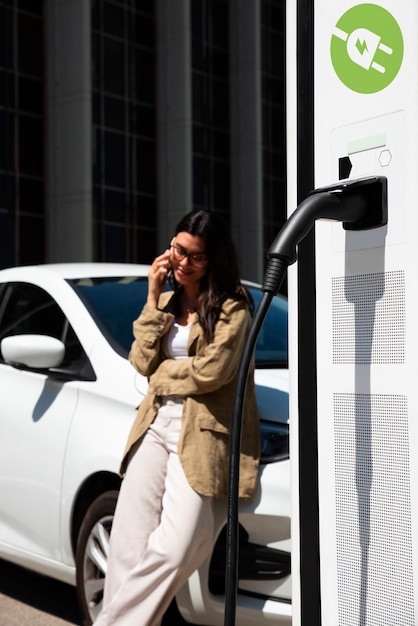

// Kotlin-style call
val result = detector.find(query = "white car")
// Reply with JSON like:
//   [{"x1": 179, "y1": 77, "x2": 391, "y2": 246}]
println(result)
[{"x1": 0, "y1": 263, "x2": 291, "y2": 625}]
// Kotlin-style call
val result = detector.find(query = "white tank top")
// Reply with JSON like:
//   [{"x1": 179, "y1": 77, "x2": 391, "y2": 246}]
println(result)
[{"x1": 167, "y1": 322, "x2": 191, "y2": 359}]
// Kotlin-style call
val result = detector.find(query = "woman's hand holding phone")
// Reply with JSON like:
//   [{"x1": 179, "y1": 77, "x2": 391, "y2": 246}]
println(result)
[{"x1": 146, "y1": 248, "x2": 172, "y2": 308}]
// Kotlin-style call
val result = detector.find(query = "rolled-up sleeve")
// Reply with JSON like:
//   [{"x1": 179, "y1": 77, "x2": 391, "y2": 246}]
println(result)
[{"x1": 129, "y1": 304, "x2": 174, "y2": 377}]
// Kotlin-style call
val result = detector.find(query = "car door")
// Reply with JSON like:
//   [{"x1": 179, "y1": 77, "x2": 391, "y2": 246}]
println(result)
[{"x1": 0, "y1": 282, "x2": 86, "y2": 562}]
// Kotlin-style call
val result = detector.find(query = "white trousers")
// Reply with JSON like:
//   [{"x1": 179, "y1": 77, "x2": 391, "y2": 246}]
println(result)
[{"x1": 94, "y1": 398, "x2": 214, "y2": 626}]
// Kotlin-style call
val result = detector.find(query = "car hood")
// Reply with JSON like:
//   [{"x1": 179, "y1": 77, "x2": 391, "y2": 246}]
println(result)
[{"x1": 254, "y1": 368, "x2": 289, "y2": 425}]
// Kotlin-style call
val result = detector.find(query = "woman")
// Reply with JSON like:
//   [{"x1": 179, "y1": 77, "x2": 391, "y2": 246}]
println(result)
[{"x1": 94, "y1": 209, "x2": 260, "y2": 626}]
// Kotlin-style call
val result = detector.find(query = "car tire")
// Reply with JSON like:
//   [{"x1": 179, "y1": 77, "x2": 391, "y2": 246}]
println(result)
[
  {"x1": 75, "y1": 489, "x2": 191, "y2": 626},
  {"x1": 75, "y1": 490, "x2": 118, "y2": 626}
]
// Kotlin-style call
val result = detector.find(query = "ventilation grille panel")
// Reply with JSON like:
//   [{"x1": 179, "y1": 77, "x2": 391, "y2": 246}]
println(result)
[
  {"x1": 334, "y1": 393, "x2": 414, "y2": 625},
  {"x1": 332, "y1": 271, "x2": 405, "y2": 364}
]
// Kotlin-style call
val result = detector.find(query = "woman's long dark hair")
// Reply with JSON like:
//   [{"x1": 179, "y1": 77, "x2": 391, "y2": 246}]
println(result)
[{"x1": 169, "y1": 210, "x2": 251, "y2": 343}]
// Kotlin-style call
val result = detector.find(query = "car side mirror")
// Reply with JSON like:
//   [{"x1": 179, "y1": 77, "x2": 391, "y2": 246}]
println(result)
[{"x1": 1, "y1": 334, "x2": 65, "y2": 369}]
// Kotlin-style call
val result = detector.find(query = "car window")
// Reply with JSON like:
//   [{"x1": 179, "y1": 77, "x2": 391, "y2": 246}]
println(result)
[
  {"x1": 0, "y1": 282, "x2": 93, "y2": 375},
  {"x1": 69, "y1": 277, "x2": 288, "y2": 367},
  {"x1": 69, "y1": 277, "x2": 149, "y2": 358},
  {"x1": 248, "y1": 287, "x2": 288, "y2": 368}
]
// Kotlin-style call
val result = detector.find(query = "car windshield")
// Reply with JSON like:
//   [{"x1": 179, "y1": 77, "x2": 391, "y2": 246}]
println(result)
[
  {"x1": 249, "y1": 286, "x2": 288, "y2": 368},
  {"x1": 69, "y1": 276, "x2": 288, "y2": 367}
]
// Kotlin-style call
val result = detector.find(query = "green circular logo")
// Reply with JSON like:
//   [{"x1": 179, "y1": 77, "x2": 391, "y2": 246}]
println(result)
[{"x1": 331, "y1": 3, "x2": 403, "y2": 94}]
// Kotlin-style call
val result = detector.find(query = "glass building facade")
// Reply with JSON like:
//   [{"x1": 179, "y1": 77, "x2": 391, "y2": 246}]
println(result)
[
  {"x1": 92, "y1": 0, "x2": 157, "y2": 263},
  {"x1": 0, "y1": 0, "x2": 286, "y2": 288},
  {"x1": 0, "y1": 0, "x2": 45, "y2": 267},
  {"x1": 191, "y1": 0, "x2": 230, "y2": 219},
  {"x1": 261, "y1": 0, "x2": 286, "y2": 248}
]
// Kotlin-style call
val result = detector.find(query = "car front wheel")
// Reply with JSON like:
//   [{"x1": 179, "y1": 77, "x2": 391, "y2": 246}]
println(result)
[
  {"x1": 75, "y1": 490, "x2": 118, "y2": 626},
  {"x1": 75, "y1": 489, "x2": 190, "y2": 626}
]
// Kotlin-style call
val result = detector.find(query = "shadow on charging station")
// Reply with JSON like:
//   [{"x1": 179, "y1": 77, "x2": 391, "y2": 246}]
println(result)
[{"x1": 344, "y1": 232, "x2": 386, "y2": 626}]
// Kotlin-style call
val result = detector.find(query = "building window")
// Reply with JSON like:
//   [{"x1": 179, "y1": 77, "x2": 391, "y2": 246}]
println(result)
[
  {"x1": 92, "y1": 0, "x2": 157, "y2": 264},
  {"x1": 0, "y1": 1, "x2": 45, "y2": 268},
  {"x1": 261, "y1": 0, "x2": 286, "y2": 250},
  {"x1": 191, "y1": 0, "x2": 230, "y2": 221}
]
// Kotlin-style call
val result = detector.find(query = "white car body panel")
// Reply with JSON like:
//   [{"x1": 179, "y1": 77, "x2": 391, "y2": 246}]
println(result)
[
  {"x1": 254, "y1": 368, "x2": 289, "y2": 423},
  {"x1": 0, "y1": 365, "x2": 78, "y2": 558}
]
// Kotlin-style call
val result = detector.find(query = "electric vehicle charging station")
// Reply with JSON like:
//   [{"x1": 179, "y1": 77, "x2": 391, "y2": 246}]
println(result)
[
  {"x1": 288, "y1": 1, "x2": 417, "y2": 625},
  {"x1": 224, "y1": 1, "x2": 418, "y2": 626}
]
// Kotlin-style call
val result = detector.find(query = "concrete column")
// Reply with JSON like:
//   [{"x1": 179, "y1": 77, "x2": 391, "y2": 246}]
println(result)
[
  {"x1": 156, "y1": 0, "x2": 193, "y2": 247},
  {"x1": 45, "y1": 0, "x2": 92, "y2": 262},
  {"x1": 229, "y1": 0, "x2": 264, "y2": 284}
]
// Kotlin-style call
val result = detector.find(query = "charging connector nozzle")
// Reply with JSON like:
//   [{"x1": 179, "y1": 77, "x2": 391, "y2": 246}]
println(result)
[{"x1": 263, "y1": 176, "x2": 387, "y2": 294}]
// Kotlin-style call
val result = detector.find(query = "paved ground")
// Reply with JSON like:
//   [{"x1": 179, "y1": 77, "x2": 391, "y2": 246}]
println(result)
[
  {"x1": 0, "y1": 559, "x2": 80, "y2": 625},
  {"x1": 0, "y1": 559, "x2": 192, "y2": 625}
]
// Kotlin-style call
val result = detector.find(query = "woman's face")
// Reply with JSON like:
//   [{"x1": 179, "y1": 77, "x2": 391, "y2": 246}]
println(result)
[{"x1": 170, "y1": 232, "x2": 208, "y2": 289}]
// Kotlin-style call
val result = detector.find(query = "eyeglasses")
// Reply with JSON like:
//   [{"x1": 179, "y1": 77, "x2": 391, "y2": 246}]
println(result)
[{"x1": 170, "y1": 243, "x2": 208, "y2": 268}]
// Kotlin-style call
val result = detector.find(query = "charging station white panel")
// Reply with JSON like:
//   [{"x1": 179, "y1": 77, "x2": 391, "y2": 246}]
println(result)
[
  {"x1": 331, "y1": 111, "x2": 405, "y2": 252},
  {"x1": 289, "y1": 1, "x2": 418, "y2": 624}
]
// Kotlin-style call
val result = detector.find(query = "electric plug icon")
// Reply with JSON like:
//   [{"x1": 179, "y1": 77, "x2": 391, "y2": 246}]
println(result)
[{"x1": 333, "y1": 26, "x2": 393, "y2": 74}]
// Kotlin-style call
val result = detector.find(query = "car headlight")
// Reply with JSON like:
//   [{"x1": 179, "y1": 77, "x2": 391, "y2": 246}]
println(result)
[{"x1": 260, "y1": 420, "x2": 289, "y2": 463}]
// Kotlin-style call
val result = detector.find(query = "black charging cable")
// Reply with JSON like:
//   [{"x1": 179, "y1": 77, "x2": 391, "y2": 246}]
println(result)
[{"x1": 224, "y1": 177, "x2": 387, "y2": 626}]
